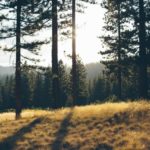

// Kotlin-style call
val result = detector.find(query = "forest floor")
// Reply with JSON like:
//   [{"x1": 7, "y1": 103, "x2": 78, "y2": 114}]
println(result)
[{"x1": 0, "y1": 101, "x2": 150, "y2": 150}]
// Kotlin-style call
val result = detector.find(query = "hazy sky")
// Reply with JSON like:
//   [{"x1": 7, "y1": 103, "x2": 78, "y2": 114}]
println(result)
[{"x1": 0, "y1": 3, "x2": 105, "y2": 66}]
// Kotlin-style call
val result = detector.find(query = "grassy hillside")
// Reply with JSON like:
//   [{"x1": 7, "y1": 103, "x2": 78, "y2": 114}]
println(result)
[{"x1": 0, "y1": 101, "x2": 150, "y2": 150}]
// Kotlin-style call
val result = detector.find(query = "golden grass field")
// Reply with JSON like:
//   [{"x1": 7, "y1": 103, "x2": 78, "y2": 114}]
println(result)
[{"x1": 0, "y1": 101, "x2": 150, "y2": 150}]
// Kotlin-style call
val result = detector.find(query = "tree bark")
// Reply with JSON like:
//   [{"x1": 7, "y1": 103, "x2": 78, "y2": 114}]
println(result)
[
  {"x1": 117, "y1": 1, "x2": 122, "y2": 99},
  {"x1": 72, "y1": 0, "x2": 77, "y2": 105},
  {"x1": 139, "y1": 0, "x2": 148, "y2": 98},
  {"x1": 15, "y1": 0, "x2": 22, "y2": 119},
  {"x1": 52, "y1": 0, "x2": 60, "y2": 108}
]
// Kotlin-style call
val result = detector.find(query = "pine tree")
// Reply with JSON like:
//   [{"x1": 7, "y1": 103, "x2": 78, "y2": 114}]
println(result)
[
  {"x1": 58, "y1": 60, "x2": 71, "y2": 107},
  {"x1": 138, "y1": 0, "x2": 147, "y2": 98},
  {"x1": 100, "y1": 0, "x2": 150, "y2": 99},
  {"x1": 100, "y1": 0, "x2": 129, "y2": 99},
  {"x1": 21, "y1": 68, "x2": 31, "y2": 108},
  {"x1": 91, "y1": 77, "x2": 106, "y2": 103},
  {"x1": 0, "y1": 76, "x2": 15, "y2": 110},
  {"x1": 0, "y1": 0, "x2": 50, "y2": 118},
  {"x1": 72, "y1": 0, "x2": 77, "y2": 105},
  {"x1": 15, "y1": 0, "x2": 22, "y2": 119},
  {"x1": 33, "y1": 73, "x2": 44, "y2": 107},
  {"x1": 43, "y1": 67, "x2": 52, "y2": 107},
  {"x1": 60, "y1": 0, "x2": 97, "y2": 104},
  {"x1": 52, "y1": 0, "x2": 61, "y2": 108},
  {"x1": 75, "y1": 57, "x2": 88, "y2": 105},
  {"x1": 117, "y1": 0, "x2": 122, "y2": 99}
]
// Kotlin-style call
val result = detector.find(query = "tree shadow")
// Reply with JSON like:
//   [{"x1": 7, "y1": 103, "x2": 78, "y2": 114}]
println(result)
[
  {"x1": 0, "y1": 117, "x2": 42, "y2": 150},
  {"x1": 51, "y1": 108, "x2": 74, "y2": 150},
  {"x1": 95, "y1": 143, "x2": 113, "y2": 150}
]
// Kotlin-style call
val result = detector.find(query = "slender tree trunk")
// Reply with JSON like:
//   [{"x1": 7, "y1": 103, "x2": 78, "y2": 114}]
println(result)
[
  {"x1": 52, "y1": 0, "x2": 60, "y2": 108},
  {"x1": 72, "y1": 0, "x2": 77, "y2": 105},
  {"x1": 117, "y1": 1, "x2": 122, "y2": 99},
  {"x1": 15, "y1": 0, "x2": 22, "y2": 119},
  {"x1": 139, "y1": 0, "x2": 148, "y2": 98},
  {"x1": 31, "y1": 0, "x2": 34, "y2": 13}
]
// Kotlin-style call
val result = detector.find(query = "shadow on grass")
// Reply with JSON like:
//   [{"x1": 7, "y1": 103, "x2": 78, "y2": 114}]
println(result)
[
  {"x1": 0, "y1": 117, "x2": 42, "y2": 150},
  {"x1": 95, "y1": 143, "x2": 113, "y2": 150},
  {"x1": 51, "y1": 108, "x2": 74, "y2": 150}
]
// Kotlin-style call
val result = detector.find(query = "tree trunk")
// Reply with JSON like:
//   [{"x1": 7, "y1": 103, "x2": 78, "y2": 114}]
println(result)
[
  {"x1": 52, "y1": 0, "x2": 60, "y2": 108},
  {"x1": 139, "y1": 0, "x2": 148, "y2": 98},
  {"x1": 31, "y1": 0, "x2": 34, "y2": 13},
  {"x1": 15, "y1": 0, "x2": 22, "y2": 119},
  {"x1": 117, "y1": 1, "x2": 122, "y2": 99},
  {"x1": 72, "y1": 0, "x2": 77, "y2": 105}
]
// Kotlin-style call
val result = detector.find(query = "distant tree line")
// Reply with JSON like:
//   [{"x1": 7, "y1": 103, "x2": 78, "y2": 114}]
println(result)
[
  {"x1": 1, "y1": 60, "x2": 150, "y2": 112},
  {"x1": 0, "y1": 58, "x2": 89, "y2": 111}
]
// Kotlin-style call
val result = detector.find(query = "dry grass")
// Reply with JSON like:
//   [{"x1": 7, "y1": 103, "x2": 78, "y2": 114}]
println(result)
[{"x1": 0, "y1": 101, "x2": 150, "y2": 150}]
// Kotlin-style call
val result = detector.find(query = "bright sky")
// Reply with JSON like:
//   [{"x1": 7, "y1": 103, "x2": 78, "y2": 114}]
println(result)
[{"x1": 0, "y1": 3, "x2": 105, "y2": 66}]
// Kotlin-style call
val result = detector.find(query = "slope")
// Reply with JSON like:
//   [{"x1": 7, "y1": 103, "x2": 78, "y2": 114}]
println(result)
[{"x1": 0, "y1": 101, "x2": 150, "y2": 150}]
